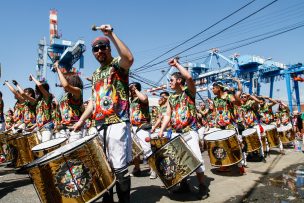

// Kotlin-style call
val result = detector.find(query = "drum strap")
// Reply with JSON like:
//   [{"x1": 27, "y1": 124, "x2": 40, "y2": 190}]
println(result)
[{"x1": 97, "y1": 124, "x2": 109, "y2": 155}]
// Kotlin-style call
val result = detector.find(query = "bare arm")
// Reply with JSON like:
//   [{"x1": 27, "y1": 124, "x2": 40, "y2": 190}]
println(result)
[
  {"x1": 232, "y1": 78, "x2": 242, "y2": 103},
  {"x1": 168, "y1": 58, "x2": 196, "y2": 97},
  {"x1": 158, "y1": 102, "x2": 172, "y2": 137},
  {"x1": 14, "y1": 81, "x2": 36, "y2": 103},
  {"x1": 54, "y1": 62, "x2": 82, "y2": 99},
  {"x1": 4, "y1": 81, "x2": 25, "y2": 102},
  {"x1": 99, "y1": 24, "x2": 134, "y2": 70},
  {"x1": 30, "y1": 74, "x2": 51, "y2": 100},
  {"x1": 130, "y1": 85, "x2": 148, "y2": 104},
  {"x1": 73, "y1": 99, "x2": 94, "y2": 131}
]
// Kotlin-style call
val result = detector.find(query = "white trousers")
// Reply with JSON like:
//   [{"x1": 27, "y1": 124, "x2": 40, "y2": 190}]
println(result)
[
  {"x1": 96, "y1": 122, "x2": 132, "y2": 170},
  {"x1": 132, "y1": 126, "x2": 152, "y2": 158}
]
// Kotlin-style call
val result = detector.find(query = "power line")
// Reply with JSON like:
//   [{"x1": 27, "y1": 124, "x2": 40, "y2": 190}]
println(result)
[
  {"x1": 133, "y1": 0, "x2": 257, "y2": 72},
  {"x1": 135, "y1": 0, "x2": 279, "y2": 72}
]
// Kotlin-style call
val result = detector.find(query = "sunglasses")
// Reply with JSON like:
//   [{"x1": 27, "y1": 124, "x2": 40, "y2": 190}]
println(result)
[
  {"x1": 92, "y1": 44, "x2": 108, "y2": 52},
  {"x1": 240, "y1": 96, "x2": 247, "y2": 99}
]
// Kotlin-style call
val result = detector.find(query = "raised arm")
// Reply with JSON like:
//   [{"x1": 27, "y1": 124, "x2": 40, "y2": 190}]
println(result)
[
  {"x1": 99, "y1": 24, "x2": 134, "y2": 70},
  {"x1": 13, "y1": 80, "x2": 36, "y2": 103},
  {"x1": 130, "y1": 84, "x2": 148, "y2": 104},
  {"x1": 168, "y1": 58, "x2": 196, "y2": 97},
  {"x1": 30, "y1": 74, "x2": 51, "y2": 100},
  {"x1": 73, "y1": 99, "x2": 94, "y2": 131},
  {"x1": 4, "y1": 81, "x2": 25, "y2": 102},
  {"x1": 53, "y1": 61, "x2": 82, "y2": 99}
]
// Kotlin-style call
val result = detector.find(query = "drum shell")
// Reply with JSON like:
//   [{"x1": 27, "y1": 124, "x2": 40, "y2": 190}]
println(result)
[
  {"x1": 148, "y1": 135, "x2": 201, "y2": 190},
  {"x1": 242, "y1": 129, "x2": 261, "y2": 153},
  {"x1": 7, "y1": 133, "x2": 38, "y2": 167},
  {"x1": 32, "y1": 139, "x2": 67, "y2": 158},
  {"x1": 28, "y1": 136, "x2": 116, "y2": 203},
  {"x1": 150, "y1": 137, "x2": 169, "y2": 152},
  {"x1": 278, "y1": 127, "x2": 295, "y2": 144},
  {"x1": 264, "y1": 127, "x2": 280, "y2": 148},
  {"x1": 205, "y1": 131, "x2": 242, "y2": 167}
]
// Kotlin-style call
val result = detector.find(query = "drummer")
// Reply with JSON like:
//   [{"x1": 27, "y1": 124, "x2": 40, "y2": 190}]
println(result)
[
  {"x1": 29, "y1": 75, "x2": 54, "y2": 143},
  {"x1": 211, "y1": 81, "x2": 246, "y2": 174},
  {"x1": 258, "y1": 96, "x2": 285, "y2": 154},
  {"x1": 129, "y1": 82, "x2": 157, "y2": 179},
  {"x1": 158, "y1": 58, "x2": 209, "y2": 199},
  {"x1": 53, "y1": 61, "x2": 84, "y2": 142},
  {"x1": 276, "y1": 100, "x2": 292, "y2": 149},
  {"x1": 5, "y1": 110, "x2": 14, "y2": 131},
  {"x1": 239, "y1": 93, "x2": 266, "y2": 161},
  {"x1": 3, "y1": 81, "x2": 25, "y2": 132},
  {"x1": 74, "y1": 24, "x2": 133, "y2": 203},
  {"x1": 13, "y1": 81, "x2": 37, "y2": 131},
  {"x1": 151, "y1": 91, "x2": 171, "y2": 133}
]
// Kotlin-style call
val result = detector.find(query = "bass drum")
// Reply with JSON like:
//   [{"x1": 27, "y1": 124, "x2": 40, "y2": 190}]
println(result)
[
  {"x1": 6, "y1": 132, "x2": 39, "y2": 167},
  {"x1": 147, "y1": 135, "x2": 201, "y2": 190},
  {"x1": 262, "y1": 125, "x2": 280, "y2": 148},
  {"x1": 242, "y1": 128, "x2": 261, "y2": 153},
  {"x1": 24, "y1": 134, "x2": 116, "y2": 203},
  {"x1": 204, "y1": 130, "x2": 242, "y2": 167},
  {"x1": 277, "y1": 125, "x2": 295, "y2": 144}
]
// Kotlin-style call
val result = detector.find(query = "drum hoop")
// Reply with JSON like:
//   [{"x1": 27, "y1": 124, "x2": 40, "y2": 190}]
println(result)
[
  {"x1": 31, "y1": 138, "x2": 67, "y2": 152},
  {"x1": 204, "y1": 130, "x2": 236, "y2": 141},
  {"x1": 27, "y1": 134, "x2": 98, "y2": 168},
  {"x1": 147, "y1": 134, "x2": 182, "y2": 159},
  {"x1": 242, "y1": 128, "x2": 257, "y2": 136}
]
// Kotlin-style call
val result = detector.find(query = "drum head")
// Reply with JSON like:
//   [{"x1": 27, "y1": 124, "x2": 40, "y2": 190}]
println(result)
[
  {"x1": 27, "y1": 134, "x2": 97, "y2": 168},
  {"x1": 204, "y1": 130, "x2": 235, "y2": 141},
  {"x1": 277, "y1": 125, "x2": 291, "y2": 132},
  {"x1": 32, "y1": 138, "x2": 67, "y2": 152},
  {"x1": 242, "y1": 128, "x2": 256, "y2": 136},
  {"x1": 262, "y1": 125, "x2": 275, "y2": 131},
  {"x1": 204, "y1": 128, "x2": 220, "y2": 135}
]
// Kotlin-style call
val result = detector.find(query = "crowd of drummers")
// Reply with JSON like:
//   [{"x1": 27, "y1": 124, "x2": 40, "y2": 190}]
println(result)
[{"x1": 0, "y1": 24, "x2": 303, "y2": 203}]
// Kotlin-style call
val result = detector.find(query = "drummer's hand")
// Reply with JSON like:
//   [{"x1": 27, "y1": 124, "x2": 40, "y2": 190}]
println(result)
[
  {"x1": 158, "y1": 129, "x2": 164, "y2": 137},
  {"x1": 98, "y1": 24, "x2": 114, "y2": 36},
  {"x1": 73, "y1": 119, "x2": 84, "y2": 132},
  {"x1": 151, "y1": 126, "x2": 156, "y2": 133}
]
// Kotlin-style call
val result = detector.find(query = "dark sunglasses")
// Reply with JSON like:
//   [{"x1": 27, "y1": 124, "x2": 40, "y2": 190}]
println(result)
[{"x1": 92, "y1": 44, "x2": 108, "y2": 52}]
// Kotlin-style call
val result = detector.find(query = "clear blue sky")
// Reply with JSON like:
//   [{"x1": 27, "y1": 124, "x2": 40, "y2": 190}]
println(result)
[{"x1": 0, "y1": 0, "x2": 303, "y2": 111}]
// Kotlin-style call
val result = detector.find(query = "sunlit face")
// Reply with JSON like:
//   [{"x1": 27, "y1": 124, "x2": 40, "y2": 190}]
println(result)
[
  {"x1": 212, "y1": 86, "x2": 220, "y2": 95},
  {"x1": 169, "y1": 76, "x2": 181, "y2": 90},
  {"x1": 158, "y1": 94, "x2": 168, "y2": 105},
  {"x1": 241, "y1": 95, "x2": 248, "y2": 102},
  {"x1": 92, "y1": 44, "x2": 111, "y2": 65},
  {"x1": 199, "y1": 103, "x2": 205, "y2": 110}
]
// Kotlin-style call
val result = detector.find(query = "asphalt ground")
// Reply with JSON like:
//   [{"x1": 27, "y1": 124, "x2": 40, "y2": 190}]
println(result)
[{"x1": 0, "y1": 146, "x2": 303, "y2": 203}]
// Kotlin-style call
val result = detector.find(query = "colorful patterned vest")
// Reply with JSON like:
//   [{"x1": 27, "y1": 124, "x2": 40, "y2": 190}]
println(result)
[
  {"x1": 59, "y1": 92, "x2": 83, "y2": 125},
  {"x1": 130, "y1": 97, "x2": 150, "y2": 126},
  {"x1": 92, "y1": 57, "x2": 129, "y2": 125},
  {"x1": 168, "y1": 88, "x2": 197, "y2": 133},
  {"x1": 36, "y1": 96, "x2": 52, "y2": 128},
  {"x1": 213, "y1": 94, "x2": 235, "y2": 128},
  {"x1": 23, "y1": 101, "x2": 36, "y2": 126}
]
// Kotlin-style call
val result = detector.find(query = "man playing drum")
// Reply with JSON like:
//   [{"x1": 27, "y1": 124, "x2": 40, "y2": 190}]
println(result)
[
  {"x1": 129, "y1": 82, "x2": 157, "y2": 179},
  {"x1": 240, "y1": 93, "x2": 266, "y2": 161},
  {"x1": 158, "y1": 58, "x2": 209, "y2": 199},
  {"x1": 74, "y1": 24, "x2": 133, "y2": 203},
  {"x1": 211, "y1": 81, "x2": 246, "y2": 174}
]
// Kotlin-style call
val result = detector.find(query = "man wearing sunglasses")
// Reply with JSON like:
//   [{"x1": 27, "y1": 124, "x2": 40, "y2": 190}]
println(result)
[
  {"x1": 74, "y1": 24, "x2": 133, "y2": 203},
  {"x1": 158, "y1": 58, "x2": 209, "y2": 200}
]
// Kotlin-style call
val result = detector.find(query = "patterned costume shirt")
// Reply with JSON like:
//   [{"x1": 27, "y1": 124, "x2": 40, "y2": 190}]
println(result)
[
  {"x1": 130, "y1": 97, "x2": 150, "y2": 126},
  {"x1": 213, "y1": 94, "x2": 235, "y2": 128},
  {"x1": 92, "y1": 57, "x2": 129, "y2": 125},
  {"x1": 13, "y1": 102, "x2": 24, "y2": 124},
  {"x1": 259, "y1": 103, "x2": 274, "y2": 124},
  {"x1": 5, "y1": 115, "x2": 13, "y2": 130},
  {"x1": 277, "y1": 108, "x2": 290, "y2": 125},
  {"x1": 52, "y1": 105, "x2": 62, "y2": 129},
  {"x1": 158, "y1": 104, "x2": 171, "y2": 130},
  {"x1": 36, "y1": 96, "x2": 52, "y2": 128},
  {"x1": 168, "y1": 87, "x2": 197, "y2": 133},
  {"x1": 23, "y1": 101, "x2": 36, "y2": 127},
  {"x1": 59, "y1": 92, "x2": 83, "y2": 125},
  {"x1": 241, "y1": 100, "x2": 258, "y2": 128}
]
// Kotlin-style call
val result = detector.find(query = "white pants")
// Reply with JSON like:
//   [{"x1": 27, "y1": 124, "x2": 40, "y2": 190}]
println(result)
[
  {"x1": 132, "y1": 126, "x2": 152, "y2": 158},
  {"x1": 37, "y1": 129, "x2": 53, "y2": 143},
  {"x1": 198, "y1": 127, "x2": 206, "y2": 140},
  {"x1": 171, "y1": 131, "x2": 205, "y2": 173},
  {"x1": 96, "y1": 122, "x2": 132, "y2": 170}
]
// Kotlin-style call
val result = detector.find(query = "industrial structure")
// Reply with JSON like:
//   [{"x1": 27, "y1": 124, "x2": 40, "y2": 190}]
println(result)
[{"x1": 36, "y1": 10, "x2": 86, "y2": 82}]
